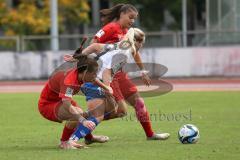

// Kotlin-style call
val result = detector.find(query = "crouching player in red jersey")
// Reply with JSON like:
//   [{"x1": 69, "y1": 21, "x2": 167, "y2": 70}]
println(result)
[{"x1": 38, "y1": 48, "x2": 113, "y2": 149}]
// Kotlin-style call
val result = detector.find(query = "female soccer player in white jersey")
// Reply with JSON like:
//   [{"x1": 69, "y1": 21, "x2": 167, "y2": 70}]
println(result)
[{"x1": 67, "y1": 28, "x2": 169, "y2": 146}]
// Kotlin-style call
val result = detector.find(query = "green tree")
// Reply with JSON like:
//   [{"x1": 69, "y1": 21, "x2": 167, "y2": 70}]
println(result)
[
  {"x1": 0, "y1": 0, "x2": 90, "y2": 50},
  {"x1": 112, "y1": 0, "x2": 182, "y2": 31},
  {"x1": 0, "y1": 0, "x2": 90, "y2": 36}
]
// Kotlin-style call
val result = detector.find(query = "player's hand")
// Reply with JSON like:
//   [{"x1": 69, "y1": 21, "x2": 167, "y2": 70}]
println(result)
[
  {"x1": 83, "y1": 120, "x2": 96, "y2": 131},
  {"x1": 104, "y1": 86, "x2": 115, "y2": 101},
  {"x1": 63, "y1": 54, "x2": 75, "y2": 62},
  {"x1": 141, "y1": 72, "x2": 151, "y2": 86},
  {"x1": 105, "y1": 86, "x2": 114, "y2": 95}
]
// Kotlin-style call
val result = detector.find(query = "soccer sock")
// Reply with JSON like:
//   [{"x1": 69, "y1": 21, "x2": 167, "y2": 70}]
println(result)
[
  {"x1": 70, "y1": 117, "x2": 99, "y2": 141},
  {"x1": 134, "y1": 98, "x2": 154, "y2": 137},
  {"x1": 60, "y1": 125, "x2": 75, "y2": 142}
]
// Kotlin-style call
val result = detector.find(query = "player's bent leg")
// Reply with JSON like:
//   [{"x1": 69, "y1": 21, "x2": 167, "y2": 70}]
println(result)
[
  {"x1": 56, "y1": 101, "x2": 85, "y2": 121},
  {"x1": 108, "y1": 73, "x2": 128, "y2": 119},
  {"x1": 85, "y1": 98, "x2": 128, "y2": 145},
  {"x1": 127, "y1": 93, "x2": 170, "y2": 140},
  {"x1": 116, "y1": 100, "x2": 128, "y2": 117},
  {"x1": 80, "y1": 82, "x2": 114, "y2": 144},
  {"x1": 55, "y1": 102, "x2": 94, "y2": 149},
  {"x1": 85, "y1": 99, "x2": 115, "y2": 145},
  {"x1": 38, "y1": 101, "x2": 86, "y2": 149},
  {"x1": 127, "y1": 93, "x2": 154, "y2": 137},
  {"x1": 103, "y1": 94, "x2": 118, "y2": 120},
  {"x1": 65, "y1": 98, "x2": 109, "y2": 145},
  {"x1": 85, "y1": 98, "x2": 110, "y2": 144},
  {"x1": 87, "y1": 98, "x2": 105, "y2": 122},
  {"x1": 59, "y1": 121, "x2": 87, "y2": 149},
  {"x1": 103, "y1": 99, "x2": 128, "y2": 120}
]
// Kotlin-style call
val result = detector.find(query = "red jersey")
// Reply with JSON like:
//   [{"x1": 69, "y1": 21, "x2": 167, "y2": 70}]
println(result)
[
  {"x1": 39, "y1": 69, "x2": 83, "y2": 103},
  {"x1": 94, "y1": 22, "x2": 128, "y2": 44},
  {"x1": 94, "y1": 22, "x2": 137, "y2": 102}
]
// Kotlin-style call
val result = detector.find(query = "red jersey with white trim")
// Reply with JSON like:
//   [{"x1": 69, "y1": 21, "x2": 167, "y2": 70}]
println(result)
[
  {"x1": 94, "y1": 22, "x2": 128, "y2": 43},
  {"x1": 39, "y1": 69, "x2": 82, "y2": 103}
]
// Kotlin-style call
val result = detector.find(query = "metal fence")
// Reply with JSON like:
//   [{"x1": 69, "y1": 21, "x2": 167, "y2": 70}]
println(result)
[{"x1": 0, "y1": 29, "x2": 240, "y2": 52}]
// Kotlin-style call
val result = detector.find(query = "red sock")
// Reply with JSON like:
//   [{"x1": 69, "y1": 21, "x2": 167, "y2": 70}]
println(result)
[
  {"x1": 135, "y1": 98, "x2": 154, "y2": 137},
  {"x1": 85, "y1": 133, "x2": 93, "y2": 140},
  {"x1": 60, "y1": 125, "x2": 75, "y2": 142}
]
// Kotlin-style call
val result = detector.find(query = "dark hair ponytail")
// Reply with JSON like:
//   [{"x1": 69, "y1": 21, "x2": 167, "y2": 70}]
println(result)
[
  {"x1": 73, "y1": 54, "x2": 98, "y2": 73},
  {"x1": 69, "y1": 38, "x2": 98, "y2": 73},
  {"x1": 73, "y1": 37, "x2": 88, "y2": 57},
  {"x1": 100, "y1": 3, "x2": 138, "y2": 26}
]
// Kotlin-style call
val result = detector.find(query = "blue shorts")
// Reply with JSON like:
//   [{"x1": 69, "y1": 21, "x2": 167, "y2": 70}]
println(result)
[{"x1": 80, "y1": 83, "x2": 105, "y2": 101}]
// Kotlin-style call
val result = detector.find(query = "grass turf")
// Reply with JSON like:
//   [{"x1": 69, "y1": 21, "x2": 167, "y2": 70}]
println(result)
[{"x1": 0, "y1": 92, "x2": 239, "y2": 160}]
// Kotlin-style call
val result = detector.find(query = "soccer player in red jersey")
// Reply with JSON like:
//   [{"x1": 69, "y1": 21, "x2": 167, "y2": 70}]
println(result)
[
  {"x1": 89, "y1": 3, "x2": 170, "y2": 140},
  {"x1": 38, "y1": 50, "x2": 112, "y2": 149}
]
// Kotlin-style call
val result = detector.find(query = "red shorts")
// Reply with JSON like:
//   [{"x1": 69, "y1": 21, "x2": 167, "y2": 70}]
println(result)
[
  {"x1": 38, "y1": 99, "x2": 79, "y2": 123},
  {"x1": 110, "y1": 71, "x2": 137, "y2": 101}
]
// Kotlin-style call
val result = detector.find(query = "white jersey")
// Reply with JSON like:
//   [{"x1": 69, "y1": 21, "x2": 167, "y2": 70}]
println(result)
[{"x1": 96, "y1": 48, "x2": 132, "y2": 79}]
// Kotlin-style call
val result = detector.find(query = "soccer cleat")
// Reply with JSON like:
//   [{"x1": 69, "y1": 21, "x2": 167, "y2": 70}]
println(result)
[
  {"x1": 59, "y1": 141, "x2": 87, "y2": 149},
  {"x1": 85, "y1": 135, "x2": 110, "y2": 145},
  {"x1": 70, "y1": 141, "x2": 88, "y2": 149},
  {"x1": 147, "y1": 133, "x2": 170, "y2": 140},
  {"x1": 59, "y1": 141, "x2": 77, "y2": 149}
]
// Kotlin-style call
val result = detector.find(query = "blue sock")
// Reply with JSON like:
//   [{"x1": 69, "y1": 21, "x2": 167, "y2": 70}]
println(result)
[{"x1": 70, "y1": 117, "x2": 99, "y2": 141}]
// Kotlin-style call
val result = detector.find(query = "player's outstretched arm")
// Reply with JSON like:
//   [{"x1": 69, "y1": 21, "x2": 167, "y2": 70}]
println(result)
[
  {"x1": 82, "y1": 43, "x2": 105, "y2": 55},
  {"x1": 82, "y1": 43, "x2": 117, "y2": 56},
  {"x1": 133, "y1": 51, "x2": 144, "y2": 70}
]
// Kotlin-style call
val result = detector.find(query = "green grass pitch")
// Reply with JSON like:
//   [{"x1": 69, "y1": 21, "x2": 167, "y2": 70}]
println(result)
[{"x1": 0, "y1": 92, "x2": 239, "y2": 160}]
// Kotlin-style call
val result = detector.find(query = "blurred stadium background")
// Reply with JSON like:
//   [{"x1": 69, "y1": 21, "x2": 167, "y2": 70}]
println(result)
[
  {"x1": 0, "y1": 0, "x2": 238, "y2": 89},
  {"x1": 0, "y1": 0, "x2": 240, "y2": 82}
]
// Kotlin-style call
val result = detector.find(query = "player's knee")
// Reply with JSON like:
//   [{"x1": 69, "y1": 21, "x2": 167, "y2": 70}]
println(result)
[
  {"x1": 57, "y1": 104, "x2": 83, "y2": 121},
  {"x1": 117, "y1": 108, "x2": 127, "y2": 117},
  {"x1": 65, "y1": 121, "x2": 78, "y2": 129},
  {"x1": 117, "y1": 103, "x2": 128, "y2": 117},
  {"x1": 69, "y1": 106, "x2": 83, "y2": 115}
]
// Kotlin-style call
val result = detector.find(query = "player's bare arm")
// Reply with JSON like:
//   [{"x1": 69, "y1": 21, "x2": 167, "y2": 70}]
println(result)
[
  {"x1": 60, "y1": 99, "x2": 96, "y2": 131},
  {"x1": 82, "y1": 43, "x2": 116, "y2": 56},
  {"x1": 133, "y1": 51, "x2": 151, "y2": 86}
]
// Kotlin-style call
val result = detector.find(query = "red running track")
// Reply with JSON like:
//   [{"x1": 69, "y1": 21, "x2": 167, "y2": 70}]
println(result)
[{"x1": 0, "y1": 78, "x2": 239, "y2": 93}]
